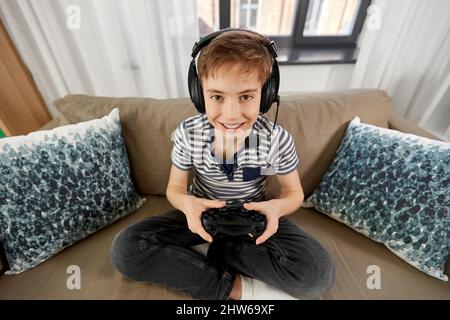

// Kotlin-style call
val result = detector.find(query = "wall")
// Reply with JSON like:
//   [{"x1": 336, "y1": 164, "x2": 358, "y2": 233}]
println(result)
[{"x1": 279, "y1": 64, "x2": 355, "y2": 93}]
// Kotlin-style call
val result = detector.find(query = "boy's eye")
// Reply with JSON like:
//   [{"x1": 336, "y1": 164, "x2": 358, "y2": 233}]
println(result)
[
  {"x1": 210, "y1": 95, "x2": 223, "y2": 102},
  {"x1": 240, "y1": 95, "x2": 253, "y2": 102}
]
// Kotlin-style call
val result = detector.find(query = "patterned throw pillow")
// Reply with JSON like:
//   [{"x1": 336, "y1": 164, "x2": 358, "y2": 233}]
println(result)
[
  {"x1": 0, "y1": 109, "x2": 144, "y2": 274},
  {"x1": 304, "y1": 117, "x2": 449, "y2": 281}
]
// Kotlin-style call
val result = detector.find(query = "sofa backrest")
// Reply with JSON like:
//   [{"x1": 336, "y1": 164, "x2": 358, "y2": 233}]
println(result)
[{"x1": 54, "y1": 89, "x2": 392, "y2": 198}]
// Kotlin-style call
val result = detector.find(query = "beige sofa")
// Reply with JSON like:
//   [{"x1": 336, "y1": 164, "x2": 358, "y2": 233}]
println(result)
[{"x1": 0, "y1": 89, "x2": 449, "y2": 299}]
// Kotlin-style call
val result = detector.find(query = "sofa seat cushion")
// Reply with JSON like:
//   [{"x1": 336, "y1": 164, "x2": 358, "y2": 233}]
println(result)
[
  {"x1": 0, "y1": 196, "x2": 189, "y2": 299},
  {"x1": 53, "y1": 89, "x2": 392, "y2": 197},
  {"x1": 290, "y1": 208, "x2": 450, "y2": 299},
  {"x1": 0, "y1": 196, "x2": 449, "y2": 299}
]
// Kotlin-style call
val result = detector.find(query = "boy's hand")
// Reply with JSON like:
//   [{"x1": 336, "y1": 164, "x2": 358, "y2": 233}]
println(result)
[
  {"x1": 182, "y1": 196, "x2": 226, "y2": 243},
  {"x1": 243, "y1": 201, "x2": 281, "y2": 245}
]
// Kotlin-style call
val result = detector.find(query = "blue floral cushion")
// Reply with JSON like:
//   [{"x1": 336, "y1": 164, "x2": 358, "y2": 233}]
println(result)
[
  {"x1": 304, "y1": 117, "x2": 449, "y2": 281},
  {"x1": 0, "y1": 109, "x2": 144, "y2": 274}
]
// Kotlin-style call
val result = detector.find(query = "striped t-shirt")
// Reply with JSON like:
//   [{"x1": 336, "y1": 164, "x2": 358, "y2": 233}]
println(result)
[{"x1": 171, "y1": 114, "x2": 300, "y2": 203}]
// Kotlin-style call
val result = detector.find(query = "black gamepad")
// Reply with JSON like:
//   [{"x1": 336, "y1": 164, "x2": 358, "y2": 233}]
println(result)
[{"x1": 201, "y1": 205, "x2": 267, "y2": 240}]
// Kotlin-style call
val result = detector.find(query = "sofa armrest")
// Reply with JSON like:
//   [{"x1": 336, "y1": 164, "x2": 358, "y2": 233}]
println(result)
[{"x1": 388, "y1": 110, "x2": 442, "y2": 141}]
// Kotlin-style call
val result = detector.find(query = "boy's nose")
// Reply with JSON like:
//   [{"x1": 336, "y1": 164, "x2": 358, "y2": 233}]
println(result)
[{"x1": 222, "y1": 101, "x2": 241, "y2": 120}]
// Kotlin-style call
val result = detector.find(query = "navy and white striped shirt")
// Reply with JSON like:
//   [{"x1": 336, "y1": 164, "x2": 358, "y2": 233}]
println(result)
[{"x1": 171, "y1": 114, "x2": 300, "y2": 203}]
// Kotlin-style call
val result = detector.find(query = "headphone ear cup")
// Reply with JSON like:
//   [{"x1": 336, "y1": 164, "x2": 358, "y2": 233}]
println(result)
[
  {"x1": 197, "y1": 83, "x2": 205, "y2": 114},
  {"x1": 193, "y1": 78, "x2": 205, "y2": 114},
  {"x1": 260, "y1": 75, "x2": 276, "y2": 114},
  {"x1": 260, "y1": 79, "x2": 270, "y2": 114},
  {"x1": 259, "y1": 60, "x2": 280, "y2": 114},
  {"x1": 188, "y1": 60, "x2": 206, "y2": 113}
]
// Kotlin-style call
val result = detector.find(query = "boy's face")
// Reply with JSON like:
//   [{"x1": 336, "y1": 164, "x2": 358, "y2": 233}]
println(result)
[{"x1": 201, "y1": 63, "x2": 262, "y2": 138}]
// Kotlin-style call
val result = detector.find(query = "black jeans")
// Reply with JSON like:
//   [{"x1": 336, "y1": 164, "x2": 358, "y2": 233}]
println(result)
[{"x1": 110, "y1": 209, "x2": 335, "y2": 300}]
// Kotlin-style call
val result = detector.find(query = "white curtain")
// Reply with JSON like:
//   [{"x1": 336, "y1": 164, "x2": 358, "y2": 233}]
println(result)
[
  {"x1": 0, "y1": 0, "x2": 199, "y2": 117},
  {"x1": 351, "y1": 0, "x2": 450, "y2": 141}
]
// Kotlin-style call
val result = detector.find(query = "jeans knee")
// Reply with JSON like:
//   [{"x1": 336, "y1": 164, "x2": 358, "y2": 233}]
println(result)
[
  {"x1": 286, "y1": 246, "x2": 335, "y2": 300},
  {"x1": 110, "y1": 227, "x2": 132, "y2": 260},
  {"x1": 311, "y1": 253, "x2": 335, "y2": 298},
  {"x1": 110, "y1": 225, "x2": 158, "y2": 279},
  {"x1": 110, "y1": 223, "x2": 154, "y2": 265}
]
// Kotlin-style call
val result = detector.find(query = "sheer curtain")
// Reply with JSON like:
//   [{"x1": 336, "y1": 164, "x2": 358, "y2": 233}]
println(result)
[
  {"x1": 351, "y1": 0, "x2": 450, "y2": 141},
  {"x1": 0, "y1": 0, "x2": 199, "y2": 117}
]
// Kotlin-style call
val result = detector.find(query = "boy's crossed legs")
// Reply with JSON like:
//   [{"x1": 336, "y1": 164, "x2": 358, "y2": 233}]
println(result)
[{"x1": 110, "y1": 209, "x2": 334, "y2": 300}]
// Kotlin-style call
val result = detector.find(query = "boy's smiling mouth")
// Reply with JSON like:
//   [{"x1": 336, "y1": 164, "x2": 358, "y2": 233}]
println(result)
[{"x1": 218, "y1": 121, "x2": 246, "y2": 131}]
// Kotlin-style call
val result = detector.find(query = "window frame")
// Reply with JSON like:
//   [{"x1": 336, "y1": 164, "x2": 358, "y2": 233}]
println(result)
[{"x1": 218, "y1": 0, "x2": 372, "y2": 49}]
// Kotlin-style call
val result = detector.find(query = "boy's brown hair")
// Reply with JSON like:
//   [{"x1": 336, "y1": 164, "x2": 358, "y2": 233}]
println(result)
[{"x1": 197, "y1": 30, "x2": 273, "y2": 85}]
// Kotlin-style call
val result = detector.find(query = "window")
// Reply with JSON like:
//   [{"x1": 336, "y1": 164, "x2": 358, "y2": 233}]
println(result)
[
  {"x1": 197, "y1": 0, "x2": 299, "y2": 37},
  {"x1": 231, "y1": 0, "x2": 298, "y2": 36},
  {"x1": 197, "y1": 0, "x2": 372, "y2": 63},
  {"x1": 237, "y1": 0, "x2": 259, "y2": 29},
  {"x1": 295, "y1": 0, "x2": 370, "y2": 46},
  {"x1": 198, "y1": 0, "x2": 220, "y2": 36},
  {"x1": 304, "y1": 0, "x2": 361, "y2": 36}
]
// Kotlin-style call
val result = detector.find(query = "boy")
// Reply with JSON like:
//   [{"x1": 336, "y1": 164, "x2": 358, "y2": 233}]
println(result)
[{"x1": 110, "y1": 29, "x2": 334, "y2": 300}]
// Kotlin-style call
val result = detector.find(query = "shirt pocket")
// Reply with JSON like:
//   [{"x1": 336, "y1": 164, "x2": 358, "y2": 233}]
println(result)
[{"x1": 242, "y1": 166, "x2": 261, "y2": 182}]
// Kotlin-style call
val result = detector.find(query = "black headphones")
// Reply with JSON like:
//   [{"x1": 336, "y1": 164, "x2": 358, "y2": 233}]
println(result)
[{"x1": 188, "y1": 28, "x2": 280, "y2": 115}]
